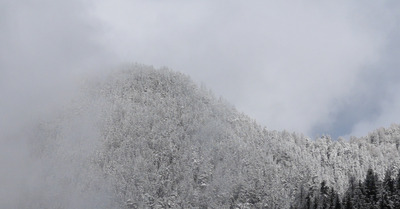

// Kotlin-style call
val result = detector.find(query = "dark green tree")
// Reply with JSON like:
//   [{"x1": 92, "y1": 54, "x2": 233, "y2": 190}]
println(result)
[
  {"x1": 352, "y1": 181, "x2": 367, "y2": 209},
  {"x1": 364, "y1": 168, "x2": 379, "y2": 207},
  {"x1": 383, "y1": 169, "x2": 395, "y2": 194},
  {"x1": 394, "y1": 169, "x2": 400, "y2": 208},
  {"x1": 343, "y1": 195, "x2": 352, "y2": 209},
  {"x1": 380, "y1": 169, "x2": 395, "y2": 208},
  {"x1": 333, "y1": 193, "x2": 341, "y2": 209}
]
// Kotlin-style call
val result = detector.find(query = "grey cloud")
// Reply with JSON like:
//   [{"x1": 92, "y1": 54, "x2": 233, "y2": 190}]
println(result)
[
  {"x1": 311, "y1": 3, "x2": 400, "y2": 138},
  {"x1": 0, "y1": 0, "x2": 112, "y2": 137},
  {"x1": 0, "y1": 0, "x2": 114, "y2": 207},
  {"x1": 3, "y1": 0, "x2": 400, "y2": 139},
  {"x1": 93, "y1": 0, "x2": 386, "y2": 135}
]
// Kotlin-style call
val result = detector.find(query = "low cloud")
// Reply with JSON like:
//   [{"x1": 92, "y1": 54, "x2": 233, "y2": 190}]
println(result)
[
  {"x1": 93, "y1": 0, "x2": 398, "y2": 137},
  {"x1": 0, "y1": 0, "x2": 113, "y2": 207},
  {"x1": 3, "y1": 1, "x2": 400, "y2": 139}
]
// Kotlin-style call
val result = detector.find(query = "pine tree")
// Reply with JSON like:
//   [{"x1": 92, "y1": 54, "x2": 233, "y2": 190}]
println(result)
[
  {"x1": 343, "y1": 195, "x2": 352, "y2": 209},
  {"x1": 394, "y1": 169, "x2": 400, "y2": 208},
  {"x1": 313, "y1": 196, "x2": 319, "y2": 209},
  {"x1": 383, "y1": 169, "x2": 395, "y2": 195},
  {"x1": 306, "y1": 192, "x2": 312, "y2": 209},
  {"x1": 342, "y1": 176, "x2": 356, "y2": 209},
  {"x1": 333, "y1": 193, "x2": 341, "y2": 209},
  {"x1": 364, "y1": 168, "x2": 379, "y2": 207},
  {"x1": 352, "y1": 181, "x2": 367, "y2": 209},
  {"x1": 381, "y1": 169, "x2": 395, "y2": 208}
]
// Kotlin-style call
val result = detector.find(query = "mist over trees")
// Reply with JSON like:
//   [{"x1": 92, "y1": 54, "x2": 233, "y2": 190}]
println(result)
[{"x1": 19, "y1": 65, "x2": 400, "y2": 208}]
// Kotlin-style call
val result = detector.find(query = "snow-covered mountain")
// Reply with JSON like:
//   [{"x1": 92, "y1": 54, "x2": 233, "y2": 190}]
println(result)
[{"x1": 30, "y1": 65, "x2": 400, "y2": 208}]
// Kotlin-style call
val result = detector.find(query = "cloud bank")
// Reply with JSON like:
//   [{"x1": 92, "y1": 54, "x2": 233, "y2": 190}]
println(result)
[
  {"x1": 1, "y1": 0, "x2": 400, "y2": 139},
  {"x1": 0, "y1": 1, "x2": 113, "y2": 208},
  {"x1": 93, "y1": 0, "x2": 400, "y2": 138}
]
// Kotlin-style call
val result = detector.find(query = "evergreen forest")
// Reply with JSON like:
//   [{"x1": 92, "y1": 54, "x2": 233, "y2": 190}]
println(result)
[{"x1": 23, "y1": 65, "x2": 400, "y2": 208}]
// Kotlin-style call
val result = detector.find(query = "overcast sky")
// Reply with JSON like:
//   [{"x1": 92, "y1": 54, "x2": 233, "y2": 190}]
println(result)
[{"x1": 2, "y1": 0, "x2": 400, "y2": 139}]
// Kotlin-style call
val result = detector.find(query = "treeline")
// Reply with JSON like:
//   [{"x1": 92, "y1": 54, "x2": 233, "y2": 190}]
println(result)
[{"x1": 292, "y1": 168, "x2": 400, "y2": 209}]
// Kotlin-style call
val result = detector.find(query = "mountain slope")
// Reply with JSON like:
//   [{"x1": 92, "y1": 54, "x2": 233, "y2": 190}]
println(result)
[{"x1": 32, "y1": 65, "x2": 400, "y2": 208}]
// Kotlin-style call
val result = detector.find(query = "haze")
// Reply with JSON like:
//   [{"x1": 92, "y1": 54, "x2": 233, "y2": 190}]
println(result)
[{"x1": 2, "y1": 0, "x2": 400, "y2": 142}]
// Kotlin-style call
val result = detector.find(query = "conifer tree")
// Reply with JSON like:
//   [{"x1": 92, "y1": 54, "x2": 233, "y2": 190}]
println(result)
[
  {"x1": 394, "y1": 169, "x2": 400, "y2": 208},
  {"x1": 380, "y1": 169, "x2": 395, "y2": 208},
  {"x1": 333, "y1": 193, "x2": 341, "y2": 209},
  {"x1": 343, "y1": 195, "x2": 352, "y2": 209},
  {"x1": 364, "y1": 168, "x2": 379, "y2": 207}
]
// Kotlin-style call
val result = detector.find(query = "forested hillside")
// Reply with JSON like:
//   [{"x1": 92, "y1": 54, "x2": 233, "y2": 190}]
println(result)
[
  {"x1": 291, "y1": 167, "x2": 400, "y2": 209},
  {"x1": 31, "y1": 65, "x2": 400, "y2": 208}
]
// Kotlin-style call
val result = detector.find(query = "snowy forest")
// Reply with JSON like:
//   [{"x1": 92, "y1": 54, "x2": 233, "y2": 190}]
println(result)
[
  {"x1": 22, "y1": 65, "x2": 400, "y2": 208},
  {"x1": 291, "y1": 168, "x2": 400, "y2": 209}
]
